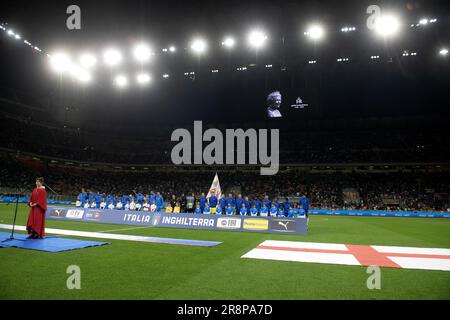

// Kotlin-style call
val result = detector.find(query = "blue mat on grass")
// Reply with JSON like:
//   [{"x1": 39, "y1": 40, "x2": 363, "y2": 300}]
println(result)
[{"x1": 0, "y1": 232, "x2": 110, "y2": 252}]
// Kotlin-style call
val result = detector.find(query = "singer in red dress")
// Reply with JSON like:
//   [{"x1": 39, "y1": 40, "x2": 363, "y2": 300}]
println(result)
[{"x1": 26, "y1": 177, "x2": 47, "y2": 239}]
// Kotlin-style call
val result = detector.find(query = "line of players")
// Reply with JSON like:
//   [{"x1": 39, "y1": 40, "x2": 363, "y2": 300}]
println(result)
[{"x1": 75, "y1": 190, "x2": 310, "y2": 217}]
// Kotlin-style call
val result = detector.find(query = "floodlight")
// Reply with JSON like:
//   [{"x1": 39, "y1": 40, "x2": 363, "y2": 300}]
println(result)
[
  {"x1": 247, "y1": 30, "x2": 267, "y2": 48},
  {"x1": 136, "y1": 73, "x2": 151, "y2": 84},
  {"x1": 374, "y1": 15, "x2": 400, "y2": 37},
  {"x1": 440, "y1": 48, "x2": 448, "y2": 56},
  {"x1": 79, "y1": 53, "x2": 97, "y2": 68},
  {"x1": 50, "y1": 53, "x2": 71, "y2": 72},
  {"x1": 190, "y1": 39, "x2": 207, "y2": 54},
  {"x1": 114, "y1": 75, "x2": 128, "y2": 87},
  {"x1": 103, "y1": 48, "x2": 122, "y2": 66},
  {"x1": 133, "y1": 43, "x2": 151, "y2": 62},
  {"x1": 305, "y1": 25, "x2": 324, "y2": 40},
  {"x1": 70, "y1": 66, "x2": 91, "y2": 83},
  {"x1": 222, "y1": 37, "x2": 235, "y2": 48}
]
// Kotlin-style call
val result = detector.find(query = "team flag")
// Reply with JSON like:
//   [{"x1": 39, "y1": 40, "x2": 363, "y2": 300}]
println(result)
[
  {"x1": 242, "y1": 240, "x2": 450, "y2": 271},
  {"x1": 207, "y1": 173, "x2": 222, "y2": 199}
]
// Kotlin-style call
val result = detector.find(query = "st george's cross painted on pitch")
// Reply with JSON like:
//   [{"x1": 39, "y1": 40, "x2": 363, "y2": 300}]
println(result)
[{"x1": 242, "y1": 240, "x2": 450, "y2": 271}]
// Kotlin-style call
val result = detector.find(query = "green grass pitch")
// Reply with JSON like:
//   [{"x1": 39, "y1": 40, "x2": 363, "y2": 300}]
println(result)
[{"x1": 0, "y1": 203, "x2": 449, "y2": 299}]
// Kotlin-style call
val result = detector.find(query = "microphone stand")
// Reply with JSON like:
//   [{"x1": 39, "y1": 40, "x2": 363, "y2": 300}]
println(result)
[
  {"x1": 1, "y1": 188, "x2": 23, "y2": 242},
  {"x1": 44, "y1": 183, "x2": 58, "y2": 196}
]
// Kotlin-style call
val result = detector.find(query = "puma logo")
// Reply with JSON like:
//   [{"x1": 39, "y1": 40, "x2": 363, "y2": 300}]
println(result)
[{"x1": 278, "y1": 221, "x2": 290, "y2": 230}]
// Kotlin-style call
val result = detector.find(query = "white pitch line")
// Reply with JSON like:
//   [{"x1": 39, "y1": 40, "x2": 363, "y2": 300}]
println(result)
[
  {"x1": 0, "y1": 224, "x2": 221, "y2": 247},
  {"x1": 97, "y1": 226, "x2": 153, "y2": 233}
]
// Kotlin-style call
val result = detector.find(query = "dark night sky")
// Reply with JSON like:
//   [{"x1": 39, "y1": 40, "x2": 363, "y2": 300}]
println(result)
[{"x1": 0, "y1": 0, "x2": 449, "y2": 131}]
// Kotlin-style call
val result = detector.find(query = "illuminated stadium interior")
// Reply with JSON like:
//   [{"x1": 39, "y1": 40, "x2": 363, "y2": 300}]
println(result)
[{"x1": 0, "y1": 0, "x2": 449, "y2": 303}]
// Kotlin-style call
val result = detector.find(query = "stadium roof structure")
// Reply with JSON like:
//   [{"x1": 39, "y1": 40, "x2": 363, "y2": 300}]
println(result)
[{"x1": 0, "y1": 0, "x2": 449, "y2": 129}]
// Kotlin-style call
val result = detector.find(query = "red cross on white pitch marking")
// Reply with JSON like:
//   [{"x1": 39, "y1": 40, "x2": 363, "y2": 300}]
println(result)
[{"x1": 255, "y1": 244, "x2": 450, "y2": 268}]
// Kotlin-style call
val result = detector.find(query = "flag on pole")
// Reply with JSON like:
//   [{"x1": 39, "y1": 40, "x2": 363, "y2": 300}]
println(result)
[{"x1": 207, "y1": 173, "x2": 222, "y2": 199}]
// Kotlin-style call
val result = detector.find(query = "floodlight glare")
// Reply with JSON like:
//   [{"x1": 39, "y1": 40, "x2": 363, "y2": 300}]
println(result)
[
  {"x1": 375, "y1": 15, "x2": 400, "y2": 37},
  {"x1": 14, "y1": 34, "x2": 21, "y2": 40},
  {"x1": 305, "y1": 25, "x2": 324, "y2": 40},
  {"x1": 133, "y1": 43, "x2": 151, "y2": 62},
  {"x1": 222, "y1": 37, "x2": 235, "y2": 48},
  {"x1": 77, "y1": 71, "x2": 91, "y2": 83},
  {"x1": 114, "y1": 75, "x2": 128, "y2": 87},
  {"x1": 70, "y1": 66, "x2": 91, "y2": 83},
  {"x1": 50, "y1": 53, "x2": 71, "y2": 72},
  {"x1": 79, "y1": 53, "x2": 97, "y2": 68},
  {"x1": 103, "y1": 48, "x2": 122, "y2": 66},
  {"x1": 248, "y1": 30, "x2": 267, "y2": 49},
  {"x1": 440, "y1": 48, "x2": 448, "y2": 56},
  {"x1": 136, "y1": 73, "x2": 151, "y2": 84},
  {"x1": 190, "y1": 39, "x2": 207, "y2": 54},
  {"x1": 7, "y1": 29, "x2": 14, "y2": 36},
  {"x1": 169, "y1": 46, "x2": 176, "y2": 52},
  {"x1": 419, "y1": 18, "x2": 428, "y2": 25}
]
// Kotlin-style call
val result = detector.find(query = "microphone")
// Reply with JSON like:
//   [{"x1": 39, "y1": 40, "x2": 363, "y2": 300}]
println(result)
[{"x1": 43, "y1": 182, "x2": 58, "y2": 195}]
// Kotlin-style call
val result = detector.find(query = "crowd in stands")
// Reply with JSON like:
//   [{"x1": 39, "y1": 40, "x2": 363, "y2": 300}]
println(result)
[
  {"x1": 1, "y1": 114, "x2": 449, "y2": 165},
  {"x1": 1, "y1": 155, "x2": 449, "y2": 212}
]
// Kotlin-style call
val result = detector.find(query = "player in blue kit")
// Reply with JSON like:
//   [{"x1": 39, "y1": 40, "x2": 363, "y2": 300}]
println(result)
[
  {"x1": 297, "y1": 204, "x2": 306, "y2": 217},
  {"x1": 215, "y1": 205, "x2": 223, "y2": 215},
  {"x1": 78, "y1": 191, "x2": 87, "y2": 207},
  {"x1": 277, "y1": 205, "x2": 285, "y2": 217},
  {"x1": 235, "y1": 194, "x2": 244, "y2": 211},
  {"x1": 283, "y1": 198, "x2": 292, "y2": 216},
  {"x1": 155, "y1": 192, "x2": 164, "y2": 209},
  {"x1": 194, "y1": 203, "x2": 202, "y2": 214},
  {"x1": 240, "y1": 204, "x2": 248, "y2": 216},
  {"x1": 225, "y1": 193, "x2": 236, "y2": 208},
  {"x1": 300, "y1": 194, "x2": 310, "y2": 218},
  {"x1": 272, "y1": 199, "x2": 280, "y2": 210},
  {"x1": 263, "y1": 195, "x2": 271, "y2": 209},
  {"x1": 199, "y1": 192, "x2": 207, "y2": 212},
  {"x1": 219, "y1": 197, "x2": 226, "y2": 211},
  {"x1": 95, "y1": 192, "x2": 104, "y2": 208},
  {"x1": 250, "y1": 204, "x2": 259, "y2": 216},
  {"x1": 149, "y1": 191, "x2": 156, "y2": 204},
  {"x1": 208, "y1": 191, "x2": 218, "y2": 214},
  {"x1": 260, "y1": 203, "x2": 269, "y2": 216},
  {"x1": 244, "y1": 196, "x2": 251, "y2": 211},
  {"x1": 225, "y1": 203, "x2": 235, "y2": 215},
  {"x1": 269, "y1": 204, "x2": 278, "y2": 217},
  {"x1": 287, "y1": 206, "x2": 296, "y2": 218},
  {"x1": 252, "y1": 198, "x2": 262, "y2": 211},
  {"x1": 203, "y1": 203, "x2": 211, "y2": 214}
]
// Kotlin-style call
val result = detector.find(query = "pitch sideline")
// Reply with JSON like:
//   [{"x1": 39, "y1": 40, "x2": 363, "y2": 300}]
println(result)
[{"x1": 0, "y1": 224, "x2": 221, "y2": 247}]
